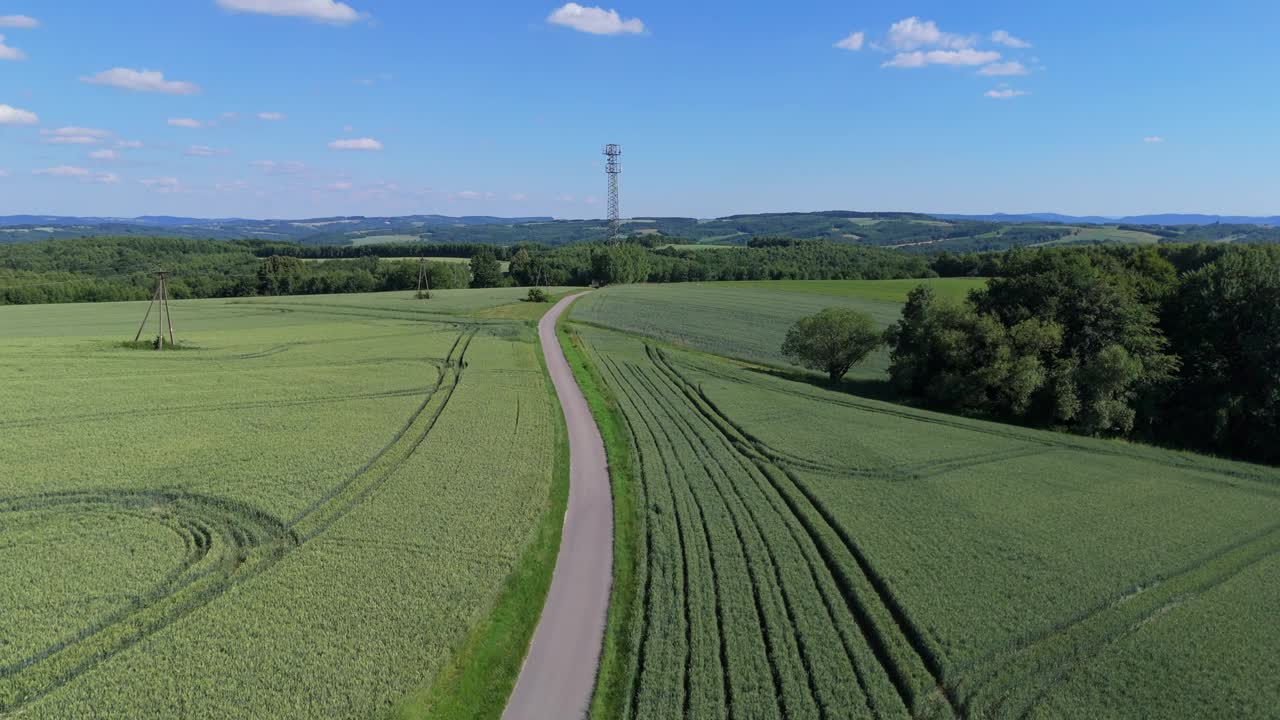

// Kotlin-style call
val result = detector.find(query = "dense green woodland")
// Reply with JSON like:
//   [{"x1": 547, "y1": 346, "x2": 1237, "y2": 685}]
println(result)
[
  {"x1": 0, "y1": 237, "x2": 929, "y2": 305},
  {"x1": 886, "y1": 244, "x2": 1280, "y2": 465}
]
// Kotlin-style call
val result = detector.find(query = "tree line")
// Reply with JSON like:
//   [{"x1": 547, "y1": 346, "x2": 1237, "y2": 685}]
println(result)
[{"x1": 815, "y1": 244, "x2": 1278, "y2": 466}]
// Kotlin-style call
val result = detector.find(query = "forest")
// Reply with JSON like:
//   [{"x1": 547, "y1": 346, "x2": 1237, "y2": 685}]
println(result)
[
  {"x1": 0, "y1": 237, "x2": 930, "y2": 305},
  {"x1": 886, "y1": 243, "x2": 1280, "y2": 465}
]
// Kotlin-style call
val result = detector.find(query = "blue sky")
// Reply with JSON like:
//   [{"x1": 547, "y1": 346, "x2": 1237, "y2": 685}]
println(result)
[{"x1": 0, "y1": 0, "x2": 1277, "y2": 219}]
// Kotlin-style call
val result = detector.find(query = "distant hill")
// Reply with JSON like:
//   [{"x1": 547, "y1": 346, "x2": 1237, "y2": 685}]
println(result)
[
  {"x1": 935, "y1": 212, "x2": 1280, "y2": 226},
  {"x1": 1, "y1": 210, "x2": 1277, "y2": 251}
]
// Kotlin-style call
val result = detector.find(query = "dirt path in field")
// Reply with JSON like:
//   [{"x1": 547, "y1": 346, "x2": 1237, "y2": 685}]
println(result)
[{"x1": 503, "y1": 293, "x2": 613, "y2": 720}]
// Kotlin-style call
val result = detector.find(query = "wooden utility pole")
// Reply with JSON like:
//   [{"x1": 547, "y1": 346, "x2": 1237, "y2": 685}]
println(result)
[
  {"x1": 134, "y1": 271, "x2": 175, "y2": 349},
  {"x1": 417, "y1": 259, "x2": 430, "y2": 299}
]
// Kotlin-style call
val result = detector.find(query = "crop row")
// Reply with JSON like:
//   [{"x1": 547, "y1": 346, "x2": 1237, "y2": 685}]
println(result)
[{"x1": 587, "y1": 333, "x2": 956, "y2": 719}]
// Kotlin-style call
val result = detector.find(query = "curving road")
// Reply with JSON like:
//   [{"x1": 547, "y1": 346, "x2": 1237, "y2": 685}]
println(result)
[{"x1": 503, "y1": 293, "x2": 613, "y2": 720}]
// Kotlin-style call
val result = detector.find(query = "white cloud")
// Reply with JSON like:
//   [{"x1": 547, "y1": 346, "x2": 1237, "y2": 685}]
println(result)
[
  {"x1": 43, "y1": 136, "x2": 99, "y2": 145},
  {"x1": 251, "y1": 159, "x2": 307, "y2": 174},
  {"x1": 0, "y1": 103, "x2": 39, "y2": 125},
  {"x1": 89, "y1": 149, "x2": 119, "y2": 160},
  {"x1": 547, "y1": 3, "x2": 644, "y2": 35},
  {"x1": 40, "y1": 127, "x2": 112, "y2": 144},
  {"x1": 328, "y1": 137, "x2": 383, "y2": 151},
  {"x1": 327, "y1": 181, "x2": 353, "y2": 190},
  {"x1": 35, "y1": 166, "x2": 91, "y2": 177},
  {"x1": 34, "y1": 166, "x2": 119, "y2": 184},
  {"x1": 257, "y1": 111, "x2": 287, "y2": 120},
  {"x1": 559, "y1": 194, "x2": 576, "y2": 203},
  {"x1": 117, "y1": 140, "x2": 145, "y2": 148},
  {"x1": 985, "y1": 88, "x2": 1029, "y2": 99},
  {"x1": 1143, "y1": 136, "x2": 1165, "y2": 143},
  {"x1": 452, "y1": 190, "x2": 495, "y2": 200},
  {"x1": 186, "y1": 145, "x2": 226, "y2": 157},
  {"x1": 887, "y1": 17, "x2": 973, "y2": 51},
  {"x1": 884, "y1": 48, "x2": 1001, "y2": 68},
  {"x1": 168, "y1": 117, "x2": 204, "y2": 129},
  {"x1": 43, "y1": 126, "x2": 112, "y2": 138},
  {"x1": 216, "y1": 0, "x2": 365, "y2": 25},
  {"x1": 0, "y1": 34, "x2": 27, "y2": 60},
  {"x1": 978, "y1": 61, "x2": 1029, "y2": 76},
  {"x1": 0, "y1": 15, "x2": 39, "y2": 28},
  {"x1": 834, "y1": 31, "x2": 865, "y2": 51},
  {"x1": 81, "y1": 68, "x2": 201, "y2": 95},
  {"x1": 991, "y1": 30, "x2": 1032, "y2": 49},
  {"x1": 140, "y1": 177, "x2": 183, "y2": 193}
]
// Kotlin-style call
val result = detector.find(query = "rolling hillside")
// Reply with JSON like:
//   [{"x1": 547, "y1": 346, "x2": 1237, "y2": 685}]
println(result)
[{"x1": 2, "y1": 212, "x2": 1276, "y2": 250}]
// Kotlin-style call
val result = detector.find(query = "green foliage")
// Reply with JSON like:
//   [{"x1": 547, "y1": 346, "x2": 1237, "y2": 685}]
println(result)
[
  {"x1": 591, "y1": 244, "x2": 650, "y2": 285},
  {"x1": 1162, "y1": 245, "x2": 1280, "y2": 463},
  {"x1": 0, "y1": 237, "x2": 474, "y2": 305},
  {"x1": 890, "y1": 249, "x2": 1176, "y2": 437},
  {"x1": 469, "y1": 249, "x2": 503, "y2": 288},
  {"x1": 781, "y1": 307, "x2": 882, "y2": 381},
  {"x1": 525, "y1": 287, "x2": 549, "y2": 303},
  {"x1": 886, "y1": 287, "x2": 1065, "y2": 418}
]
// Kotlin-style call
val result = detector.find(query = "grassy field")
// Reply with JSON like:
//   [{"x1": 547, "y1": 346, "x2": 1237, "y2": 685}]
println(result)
[
  {"x1": 1058, "y1": 227, "x2": 1162, "y2": 245},
  {"x1": 571, "y1": 287, "x2": 1280, "y2": 719},
  {"x1": 570, "y1": 278, "x2": 984, "y2": 380},
  {"x1": 0, "y1": 288, "x2": 569, "y2": 718},
  {"x1": 300, "y1": 256, "x2": 511, "y2": 272}
]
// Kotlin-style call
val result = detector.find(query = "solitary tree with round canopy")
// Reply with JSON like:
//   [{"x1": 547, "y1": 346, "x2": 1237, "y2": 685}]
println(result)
[{"x1": 781, "y1": 307, "x2": 883, "y2": 383}]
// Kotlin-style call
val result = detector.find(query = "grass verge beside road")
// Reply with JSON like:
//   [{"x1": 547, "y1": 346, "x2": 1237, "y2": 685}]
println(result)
[{"x1": 557, "y1": 307, "x2": 641, "y2": 720}]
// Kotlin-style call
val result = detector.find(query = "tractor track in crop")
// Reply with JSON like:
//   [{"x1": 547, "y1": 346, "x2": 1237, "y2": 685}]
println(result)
[
  {"x1": 631, "y1": 362, "x2": 830, "y2": 719},
  {"x1": 597, "y1": 340, "x2": 954, "y2": 718},
  {"x1": 648, "y1": 346, "x2": 959, "y2": 718},
  {"x1": 0, "y1": 327, "x2": 476, "y2": 715},
  {"x1": 651, "y1": 344, "x2": 1280, "y2": 719},
  {"x1": 952, "y1": 522, "x2": 1280, "y2": 718},
  {"x1": 0, "y1": 385, "x2": 439, "y2": 431}
]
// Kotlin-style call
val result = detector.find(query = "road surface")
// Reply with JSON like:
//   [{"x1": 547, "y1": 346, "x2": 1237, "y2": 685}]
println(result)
[{"x1": 503, "y1": 293, "x2": 613, "y2": 720}]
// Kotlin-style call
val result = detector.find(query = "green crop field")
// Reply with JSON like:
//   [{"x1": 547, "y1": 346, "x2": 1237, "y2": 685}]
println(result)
[
  {"x1": 570, "y1": 279, "x2": 983, "y2": 380},
  {"x1": 572, "y1": 326, "x2": 1280, "y2": 720},
  {"x1": 569, "y1": 281, "x2": 1280, "y2": 719},
  {"x1": 350, "y1": 234, "x2": 424, "y2": 246},
  {"x1": 1050, "y1": 227, "x2": 1163, "y2": 246},
  {"x1": 0, "y1": 288, "x2": 568, "y2": 718}
]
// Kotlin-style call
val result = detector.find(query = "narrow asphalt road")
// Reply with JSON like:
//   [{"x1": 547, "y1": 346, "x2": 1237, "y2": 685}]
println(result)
[{"x1": 503, "y1": 293, "x2": 613, "y2": 720}]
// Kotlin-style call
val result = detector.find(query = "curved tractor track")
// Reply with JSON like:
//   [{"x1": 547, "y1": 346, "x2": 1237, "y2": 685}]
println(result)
[
  {"x1": 0, "y1": 328, "x2": 476, "y2": 714},
  {"x1": 614, "y1": 344, "x2": 1278, "y2": 720}
]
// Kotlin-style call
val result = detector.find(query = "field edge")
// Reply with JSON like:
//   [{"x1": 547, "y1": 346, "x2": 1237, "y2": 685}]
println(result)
[
  {"x1": 557, "y1": 312, "x2": 641, "y2": 720},
  {"x1": 388, "y1": 315, "x2": 572, "y2": 720}
]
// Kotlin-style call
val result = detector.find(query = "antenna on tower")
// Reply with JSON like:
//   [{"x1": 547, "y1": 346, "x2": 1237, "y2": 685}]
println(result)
[{"x1": 604, "y1": 144, "x2": 622, "y2": 244}]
